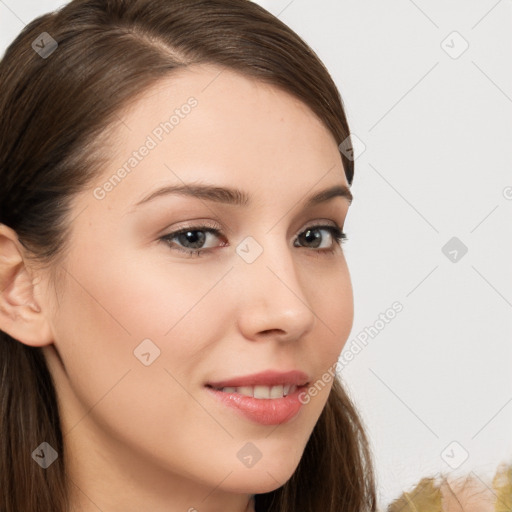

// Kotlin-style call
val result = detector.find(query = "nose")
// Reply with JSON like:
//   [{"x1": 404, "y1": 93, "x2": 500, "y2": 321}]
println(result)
[{"x1": 233, "y1": 234, "x2": 317, "y2": 343}]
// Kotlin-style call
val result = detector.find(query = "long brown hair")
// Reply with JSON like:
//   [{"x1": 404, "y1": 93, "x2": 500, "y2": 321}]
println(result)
[{"x1": 0, "y1": 1, "x2": 377, "y2": 510}]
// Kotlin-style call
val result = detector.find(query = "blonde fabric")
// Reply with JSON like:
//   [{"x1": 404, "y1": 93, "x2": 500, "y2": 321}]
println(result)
[{"x1": 384, "y1": 462, "x2": 512, "y2": 512}]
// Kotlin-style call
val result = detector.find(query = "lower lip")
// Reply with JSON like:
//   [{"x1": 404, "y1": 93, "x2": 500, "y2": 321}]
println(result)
[{"x1": 205, "y1": 386, "x2": 306, "y2": 425}]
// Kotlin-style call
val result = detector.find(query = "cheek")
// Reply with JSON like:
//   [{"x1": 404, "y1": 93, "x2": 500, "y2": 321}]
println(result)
[
  {"x1": 60, "y1": 244, "x2": 218, "y2": 341},
  {"x1": 51, "y1": 253, "x2": 233, "y2": 475},
  {"x1": 308, "y1": 260, "x2": 353, "y2": 352},
  {"x1": 51, "y1": 249, "x2": 216, "y2": 416},
  {"x1": 54, "y1": 241, "x2": 236, "y2": 384},
  {"x1": 298, "y1": 264, "x2": 353, "y2": 407}
]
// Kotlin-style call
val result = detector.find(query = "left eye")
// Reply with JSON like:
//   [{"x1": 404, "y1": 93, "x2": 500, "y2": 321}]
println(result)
[{"x1": 159, "y1": 223, "x2": 347, "y2": 257}]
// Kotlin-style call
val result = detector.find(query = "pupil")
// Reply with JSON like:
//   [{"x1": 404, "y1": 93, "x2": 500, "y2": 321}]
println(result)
[
  {"x1": 302, "y1": 228, "x2": 321, "y2": 248},
  {"x1": 180, "y1": 230, "x2": 205, "y2": 249}
]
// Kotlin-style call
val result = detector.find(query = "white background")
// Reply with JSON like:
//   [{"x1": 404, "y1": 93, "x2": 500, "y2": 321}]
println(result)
[{"x1": 1, "y1": 0, "x2": 511, "y2": 508}]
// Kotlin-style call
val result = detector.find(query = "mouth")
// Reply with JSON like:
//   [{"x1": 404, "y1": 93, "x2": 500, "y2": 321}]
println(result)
[
  {"x1": 204, "y1": 370, "x2": 311, "y2": 425},
  {"x1": 205, "y1": 383, "x2": 304, "y2": 399}
]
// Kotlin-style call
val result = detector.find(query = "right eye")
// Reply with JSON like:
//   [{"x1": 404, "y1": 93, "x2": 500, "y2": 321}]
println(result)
[{"x1": 159, "y1": 224, "x2": 226, "y2": 258}]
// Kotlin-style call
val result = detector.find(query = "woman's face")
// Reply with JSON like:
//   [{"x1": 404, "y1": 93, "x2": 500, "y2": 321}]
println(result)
[{"x1": 37, "y1": 64, "x2": 353, "y2": 509}]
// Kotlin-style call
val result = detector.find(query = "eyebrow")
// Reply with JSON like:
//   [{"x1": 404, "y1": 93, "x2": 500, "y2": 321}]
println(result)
[{"x1": 130, "y1": 182, "x2": 353, "y2": 211}]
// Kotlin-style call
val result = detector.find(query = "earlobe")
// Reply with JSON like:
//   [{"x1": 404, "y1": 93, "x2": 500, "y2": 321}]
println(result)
[{"x1": 0, "y1": 223, "x2": 54, "y2": 347}]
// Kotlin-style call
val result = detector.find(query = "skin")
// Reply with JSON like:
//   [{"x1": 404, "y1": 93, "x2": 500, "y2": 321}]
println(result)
[{"x1": 0, "y1": 64, "x2": 353, "y2": 512}]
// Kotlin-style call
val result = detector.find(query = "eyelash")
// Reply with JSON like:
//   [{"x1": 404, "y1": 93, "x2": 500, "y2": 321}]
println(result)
[{"x1": 159, "y1": 222, "x2": 347, "y2": 258}]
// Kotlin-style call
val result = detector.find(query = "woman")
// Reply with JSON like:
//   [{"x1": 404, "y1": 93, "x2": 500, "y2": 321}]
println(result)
[{"x1": 0, "y1": 0, "x2": 377, "y2": 511}]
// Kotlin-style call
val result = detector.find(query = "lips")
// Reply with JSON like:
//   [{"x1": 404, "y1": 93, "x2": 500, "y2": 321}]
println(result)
[
  {"x1": 204, "y1": 370, "x2": 311, "y2": 425},
  {"x1": 206, "y1": 369, "x2": 310, "y2": 389}
]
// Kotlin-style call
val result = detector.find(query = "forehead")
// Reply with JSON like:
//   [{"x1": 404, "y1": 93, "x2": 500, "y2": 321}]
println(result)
[
  {"x1": 112, "y1": 64, "x2": 339, "y2": 160},
  {"x1": 82, "y1": 63, "x2": 348, "y2": 216}
]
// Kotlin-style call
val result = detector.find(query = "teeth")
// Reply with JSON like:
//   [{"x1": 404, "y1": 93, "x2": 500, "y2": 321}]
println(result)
[
  {"x1": 217, "y1": 384, "x2": 298, "y2": 399},
  {"x1": 270, "y1": 385, "x2": 284, "y2": 398},
  {"x1": 237, "y1": 386, "x2": 253, "y2": 397},
  {"x1": 253, "y1": 385, "x2": 270, "y2": 399}
]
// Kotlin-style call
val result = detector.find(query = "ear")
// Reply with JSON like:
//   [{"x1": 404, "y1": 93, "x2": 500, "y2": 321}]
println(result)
[{"x1": 0, "y1": 223, "x2": 53, "y2": 346}]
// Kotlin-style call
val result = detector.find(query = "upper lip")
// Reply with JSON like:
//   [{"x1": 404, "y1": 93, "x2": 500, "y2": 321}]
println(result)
[{"x1": 206, "y1": 370, "x2": 310, "y2": 389}]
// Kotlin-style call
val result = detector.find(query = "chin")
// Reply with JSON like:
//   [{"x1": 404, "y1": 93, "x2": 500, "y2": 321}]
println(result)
[{"x1": 220, "y1": 455, "x2": 303, "y2": 494}]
